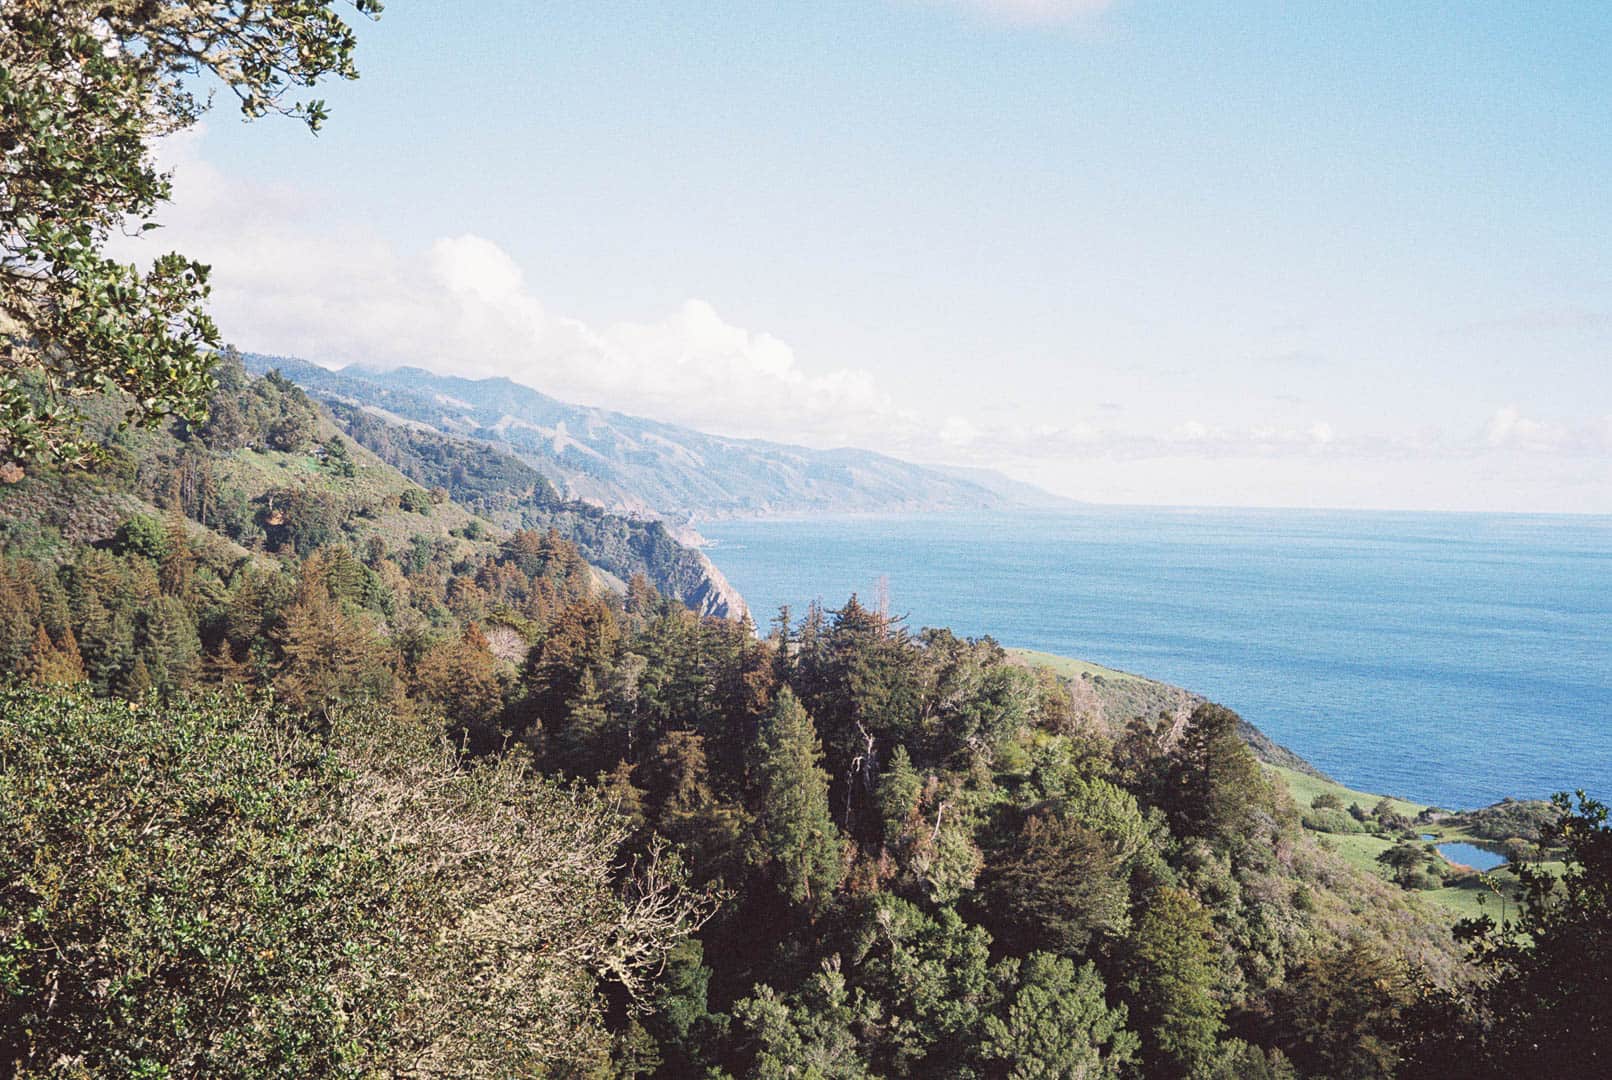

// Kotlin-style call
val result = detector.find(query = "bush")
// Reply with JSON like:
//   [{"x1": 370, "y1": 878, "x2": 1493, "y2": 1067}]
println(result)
[
  {"x1": 1302, "y1": 807, "x2": 1368, "y2": 835},
  {"x1": 398, "y1": 486, "x2": 433, "y2": 514},
  {"x1": 0, "y1": 687, "x2": 712, "y2": 1076},
  {"x1": 1311, "y1": 792, "x2": 1343, "y2": 811},
  {"x1": 111, "y1": 513, "x2": 168, "y2": 560}
]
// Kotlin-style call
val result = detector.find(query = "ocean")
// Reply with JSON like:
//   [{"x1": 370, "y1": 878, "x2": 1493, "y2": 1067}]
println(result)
[{"x1": 700, "y1": 507, "x2": 1612, "y2": 810}]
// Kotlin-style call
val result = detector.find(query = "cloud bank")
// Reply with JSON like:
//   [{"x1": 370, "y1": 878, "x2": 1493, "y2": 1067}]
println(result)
[
  {"x1": 111, "y1": 131, "x2": 920, "y2": 451},
  {"x1": 106, "y1": 130, "x2": 1611, "y2": 511}
]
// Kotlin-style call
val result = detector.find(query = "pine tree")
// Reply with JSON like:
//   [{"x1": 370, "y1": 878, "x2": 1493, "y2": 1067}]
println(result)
[
  {"x1": 27, "y1": 626, "x2": 85, "y2": 686},
  {"x1": 1165, "y1": 701, "x2": 1272, "y2": 853},
  {"x1": 275, "y1": 582, "x2": 391, "y2": 712},
  {"x1": 412, "y1": 623, "x2": 505, "y2": 750},
  {"x1": 121, "y1": 655, "x2": 154, "y2": 699},
  {"x1": 748, "y1": 688, "x2": 842, "y2": 908},
  {"x1": 139, "y1": 597, "x2": 202, "y2": 694},
  {"x1": 549, "y1": 668, "x2": 620, "y2": 777},
  {"x1": 158, "y1": 512, "x2": 193, "y2": 599},
  {"x1": 981, "y1": 954, "x2": 1138, "y2": 1079}
]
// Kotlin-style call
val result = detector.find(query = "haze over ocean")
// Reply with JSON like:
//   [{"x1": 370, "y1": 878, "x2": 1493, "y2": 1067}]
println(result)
[{"x1": 702, "y1": 508, "x2": 1612, "y2": 810}]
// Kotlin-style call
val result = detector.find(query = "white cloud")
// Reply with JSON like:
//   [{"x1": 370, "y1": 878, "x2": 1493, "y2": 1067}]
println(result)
[
  {"x1": 112, "y1": 130, "x2": 920, "y2": 451},
  {"x1": 106, "y1": 130, "x2": 1612, "y2": 510},
  {"x1": 1483, "y1": 405, "x2": 1612, "y2": 455}
]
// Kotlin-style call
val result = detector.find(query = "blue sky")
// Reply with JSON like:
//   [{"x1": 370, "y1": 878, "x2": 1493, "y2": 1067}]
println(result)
[{"x1": 135, "y1": 1, "x2": 1612, "y2": 511}]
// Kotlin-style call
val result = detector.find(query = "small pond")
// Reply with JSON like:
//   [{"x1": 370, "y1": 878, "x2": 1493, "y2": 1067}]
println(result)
[{"x1": 1437, "y1": 842, "x2": 1507, "y2": 872}]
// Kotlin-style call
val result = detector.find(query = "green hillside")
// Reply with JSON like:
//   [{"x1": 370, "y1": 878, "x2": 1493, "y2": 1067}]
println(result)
[{"x1": 1010, "y1": 648, "x2": 1563, "y2": 927}]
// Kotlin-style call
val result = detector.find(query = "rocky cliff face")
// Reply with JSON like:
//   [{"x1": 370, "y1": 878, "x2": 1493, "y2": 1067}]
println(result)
[
  {"x1": 317, "y1": 396, "x2": 749, "y2": 620},
  {"x1": 686, "y1": 550, "x2": 749, "y2": 622}
]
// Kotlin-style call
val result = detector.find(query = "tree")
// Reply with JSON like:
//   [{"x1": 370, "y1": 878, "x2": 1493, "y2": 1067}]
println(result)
[
  {"x1": 980, "y1": 953, "x2": 1138, "y2": 1080},
  {"x1": 111, "y1": 513, "x2": 168, "y2": 561},
  {"x1": 1262, "y1": 944, "x2": 1411, "y2": 1080},
  {"x1": 157, "y1": 511, "x2": 193, "y2": 598},
  {"x1": 1164, "y1": 701, "x2": 1273, "y2": 853},
  {"x1": 0, "y1": 0, "x2": 380, "y2": 465},
  {"x1": 411, "y1": 622, "x2": 505, "y2": 751},
  {"x1": 26, "y1": 624, "x2": 85, "y2": 686},
  {"x1": 847, "y1": 896, "x2": 997, "y2": 1074},
  {"x1": 521, "y1": 595, "x2": 618, "y2": 735},
  {"x1": 0, "y1": 685, "x2": 714, "y2": 1076},
  {"x1": 747, "y1": 687, "x2": 843, "y2": 908},
  {"x1": 275, "y1": 579, "x2": 392, "y2": 712},
  {"x1": 138, "y1": 594, "x2": 201, "y2": 693},
  {"x1": 1440, "y1": 792, "x2": 1612, "y2": 1075},
  {"x1": 980, "y1": 809, "x2": 1130, "y2": 956},
  {"x1": 1124, "y1": 886, "x2": 1225, "y2": 1078},
  {"x1": 732, "y1": 961, "x2": 877, "y2": 1080}
]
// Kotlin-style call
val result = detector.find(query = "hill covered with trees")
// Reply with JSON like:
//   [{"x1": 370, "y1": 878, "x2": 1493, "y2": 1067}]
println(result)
[{"x1": 2, "y1": 366, "x2": 1607, "y2": 1072}]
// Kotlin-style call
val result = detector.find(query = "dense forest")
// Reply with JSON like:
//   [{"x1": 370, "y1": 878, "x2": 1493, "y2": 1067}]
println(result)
[{"x1": 0, "y1": 360, "x2": 1607, "y2": 1076}]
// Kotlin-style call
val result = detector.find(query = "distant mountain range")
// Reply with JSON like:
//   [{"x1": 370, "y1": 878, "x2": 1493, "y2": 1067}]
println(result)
[{"x1": 243, "y1": 355, "x2": 1070, "y2": 521}]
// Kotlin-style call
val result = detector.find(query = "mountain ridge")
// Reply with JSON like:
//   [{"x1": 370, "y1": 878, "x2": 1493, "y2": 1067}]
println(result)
[{"x1": 243, "y1": 354, "x2": 1072, "y2": 522}]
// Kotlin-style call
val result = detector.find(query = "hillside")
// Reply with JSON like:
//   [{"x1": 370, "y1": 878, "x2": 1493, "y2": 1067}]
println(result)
[
  {"x1": 243, "y1": 354, "x2": 1068, "y2": 520},
  {"x1": 1008, "y1": 648, "x2": 1571, "y2": 926},
  {"x1": 0, "y1": 379, "x2": 1599, "y2": 1076},
  {"x1": 1007, "y1": 647, "x2": 1328, "y2": 777},
  {"x1": 0, "y1": 356, "x2": 744, "y2": 620}
]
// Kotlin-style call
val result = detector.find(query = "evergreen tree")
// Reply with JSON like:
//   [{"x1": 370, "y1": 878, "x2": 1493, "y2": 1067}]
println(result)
[
  {"x1": 412, "y1": 623, "x2": 505, "y2": 751},
  {"x1": 748, "y1": 687, "x2": 843, "y2": 908},
  {"x1": 549, "y1": 667, "x2": 620, "y2": 777},
  {"x1": 158, "y1": 512, "x2": 193, "y2": 599},
  {"x1": 275, "y1": 582, "x2": 391, "y2": 713},
  {"x1": 980, "y1": 810, "x2": 1130, "y2": 956},
  {"x1": 1165, "y1": 702, "x2": 1273, "y2": 853},
  {"x1": 27, "y1": 626, "x2": 85, "y2": 686},
  {"x1": 1124, "y1": 886, "x2": 1225, "y2": 1078},
  {"x1": 980, "y1": 953, "x2": 1138, "y2": 1080}
]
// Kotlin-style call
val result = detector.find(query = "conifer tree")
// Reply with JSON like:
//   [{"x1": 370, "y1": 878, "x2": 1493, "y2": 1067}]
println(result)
[
  {"x1": 1124, "y1": 885, "x2": 1225, "y2": 1078},
  {"x1": 275, "y1": 581, "x2": 390, "y2": 713},
  {"x1": 549, "y1": 667, "x2": 620, "y2": 777},
  {"x1": 981, "y1": 953, "x2": 1138, "y2": 1079},
  {"x1": 158, "y1": 512, "x2": 193, "y2": 599},
  {"x1": 747, "y1": 687, "x2": 842, "y2": 907},
  {"x1": 1166, "y1": 701, "x2": 1272, "y2": 852},
  {"x1": 139, "y1": 596, "x2": 202, "y2": 694},
  {"x1": 29, "y1": 625, "x2": 86, "y2": 686}
]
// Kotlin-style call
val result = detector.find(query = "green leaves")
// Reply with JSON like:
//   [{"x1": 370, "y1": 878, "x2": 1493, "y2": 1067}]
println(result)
[
  {"x1": 747, "y1": 687, "x2": 844, "y2": 909},
  {"x1": 0, "y1": 1, "x2": 378, "y2": 465},
  {"x1": 0, "y1": 685, "x2": 712, "y2": 1076}
]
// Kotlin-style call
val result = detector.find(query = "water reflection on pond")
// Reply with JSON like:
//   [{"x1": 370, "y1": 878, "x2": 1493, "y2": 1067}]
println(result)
[{"x1": 1437, "y1": 841, "x2": 1506, "y2": 871}]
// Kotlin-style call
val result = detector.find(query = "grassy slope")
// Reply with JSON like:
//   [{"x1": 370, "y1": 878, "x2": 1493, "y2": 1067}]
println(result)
[
  {"x1": 1007, "y1": 647, "x2": 1539, "y2": 925},
  {"x1": 1267, "y1": 764, "x2": 1426, "y2": 820},
  {"x1": 1005, "y1": 647, "x2": 1148, "y2": 684},
  {"x1": 1264, "y1": 764, "x2": 1555, "y2": 923}
]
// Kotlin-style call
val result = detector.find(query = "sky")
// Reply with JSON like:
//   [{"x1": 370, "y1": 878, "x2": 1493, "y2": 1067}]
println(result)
[{"x1": 116, "y1": 1, "x2": 1612, "y2": 512}]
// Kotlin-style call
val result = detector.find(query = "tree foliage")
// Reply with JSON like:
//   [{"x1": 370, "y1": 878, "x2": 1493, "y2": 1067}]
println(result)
[
  {"x1": 0, "y1": 0, "x2": 379, "y2": 464},
  {"x1": 0, "y1": 685, "x2": 712, "y2": 1077}
]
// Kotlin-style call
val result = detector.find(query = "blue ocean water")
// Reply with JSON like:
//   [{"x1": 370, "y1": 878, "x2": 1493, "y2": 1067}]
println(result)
[{"x1": 700, "y1": 508, "x2": 1612, "y2": 810}]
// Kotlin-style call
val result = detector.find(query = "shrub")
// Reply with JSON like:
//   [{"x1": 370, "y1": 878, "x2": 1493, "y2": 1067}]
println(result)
[
  {"x1": 0, "y1": 686, "x2": 713, "y2": 1076},
  {"x1": 1303, "y1": 807, "x2": 1368, "y2": 835},
  {"x1": 111, "y1": 513, "x2": 168, "y2": 560},
  {"x1": 398, "y1": 486, "x2": 433, "y2": 514}
]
